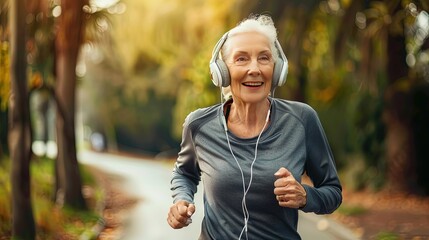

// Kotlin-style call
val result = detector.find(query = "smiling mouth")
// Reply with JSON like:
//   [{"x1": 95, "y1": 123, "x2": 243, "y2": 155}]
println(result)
[{"x1": 243, "y1": 82, "x2": 264, "y2": 87}]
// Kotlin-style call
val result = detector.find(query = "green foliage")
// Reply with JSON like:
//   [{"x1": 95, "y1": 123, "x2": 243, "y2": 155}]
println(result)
[
  {"x1": 0, "y1": 41, "x2": 9, "y2": 110},
  {"x1": 61, "y1": 205, "x2": 99, "y2": 237},
  {"x1": 350, "y1": 89, "x2": 387, "y2": 190},
  {"x1": 31, "y1": 158, "x2": 55, "y2": 199},
  {"x1": 0, "y1": 156, "x2": 103, "y2": 239},
  {"x1": 375, "y1": 231, "x2": 400, "y2": 240},
  {"x1": 354, "y1": 92, "x2": 386, "y2": 167},
  {"x1": 113, "y1": 90, "x2": 179, "y2": 153},
  {"x1": 0, "y1": 157, "x2": 11, "y2": 236},
  {"x1": 172, "y1": 48, "x2": 219, "y2": 138},
  {"x1": 80, "y1": 0, "x2": 238, "y2": 151}
]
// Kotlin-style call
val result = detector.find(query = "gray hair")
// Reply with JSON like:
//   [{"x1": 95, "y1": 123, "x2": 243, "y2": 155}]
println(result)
[{"x1": 221, "y1": 15, "x2": 279, "y2": 63}]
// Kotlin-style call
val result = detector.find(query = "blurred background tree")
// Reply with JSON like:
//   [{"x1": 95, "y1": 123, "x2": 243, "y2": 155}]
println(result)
[
  {"x1": 54, "y1": 0, "x2": 90, "y2": 210},
  {"x1": 8, "y1": 0, "x2": 36, "y2": 237},
  {"x1": 334, "y1": 0, "x2": 429, "y2": 193}
]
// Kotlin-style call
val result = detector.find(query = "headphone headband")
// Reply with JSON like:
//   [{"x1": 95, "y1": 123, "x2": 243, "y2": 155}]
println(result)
[{"x1": 210, "y1": 32, "x2": 229, "y2": 66}]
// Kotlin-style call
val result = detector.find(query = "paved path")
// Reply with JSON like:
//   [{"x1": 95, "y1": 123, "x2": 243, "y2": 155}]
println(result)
[{"x1": 79, "y1": 151, "x2": 359, "y2": 240}]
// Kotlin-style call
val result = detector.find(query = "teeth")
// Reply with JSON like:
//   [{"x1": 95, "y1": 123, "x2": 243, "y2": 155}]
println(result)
[{"x1": 243, "y1": 82, "x2": 263, "y2": 86}]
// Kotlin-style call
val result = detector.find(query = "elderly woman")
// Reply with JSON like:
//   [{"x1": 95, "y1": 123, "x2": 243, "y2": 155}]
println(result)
[{"x1": 167, "y1": 14, "x2": 342, "y2": 240}]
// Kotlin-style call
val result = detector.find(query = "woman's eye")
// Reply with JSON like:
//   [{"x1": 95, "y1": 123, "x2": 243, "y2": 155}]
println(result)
[
  {"x1": 258, "y1": 55, "x2": 271, "y2": 64},
  {"x1": 234, "y1": 56, "x2": 249, "y2": 65}
]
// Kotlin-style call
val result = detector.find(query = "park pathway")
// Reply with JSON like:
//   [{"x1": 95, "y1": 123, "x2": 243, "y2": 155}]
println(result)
[{"x1": 78, "y1": 150, "x2": 359, "y2": 240}]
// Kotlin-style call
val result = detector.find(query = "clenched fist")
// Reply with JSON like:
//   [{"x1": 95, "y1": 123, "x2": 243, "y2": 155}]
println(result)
[
  {"x1": 274, "y1": 167, "x2": 307, "y2": 209},
  {"x1": 167, "y1": 200, "x2": 195, "y2": 229}
]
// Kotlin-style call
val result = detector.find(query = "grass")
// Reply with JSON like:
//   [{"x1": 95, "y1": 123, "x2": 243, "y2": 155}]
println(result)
[
  {"x1": 336, "y1": 203, "x2": 367, "y2": 216},
  {"x1": 336, "y1": 202, "x2": 403, "y2": 240},
  {"x1": 0, "y1": 155, "x2": 104, "y2": 239},
  {"x1": 375, "y1": 231, "x2": 401, "y2": 240},
  {"x1": 0, "y1": 156, "x2": 12, "y2": 237}
]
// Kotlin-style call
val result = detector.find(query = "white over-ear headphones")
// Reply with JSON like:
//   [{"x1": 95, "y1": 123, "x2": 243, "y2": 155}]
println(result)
[{"x1": 209, "y1": 32, "x2": 288, "y2": 93}]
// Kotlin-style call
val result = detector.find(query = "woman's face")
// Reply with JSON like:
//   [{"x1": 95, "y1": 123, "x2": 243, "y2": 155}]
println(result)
[{"x1": 225, "y1": 31, "x2": 274, "y2": 104}]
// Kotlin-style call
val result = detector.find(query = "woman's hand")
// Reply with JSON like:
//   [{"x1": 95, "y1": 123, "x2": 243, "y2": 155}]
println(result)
[
  {"x1": 274, "y1": 167, "x2": 307, "y2": 208},
  {"x1": 167, "y1": 200, "x2": 195, "y2": 229}
]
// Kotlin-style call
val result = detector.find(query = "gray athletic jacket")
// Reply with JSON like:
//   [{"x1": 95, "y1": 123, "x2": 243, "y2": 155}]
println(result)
[{"x1": 171, "y1": 98, "x2": 342, "y2": 240}]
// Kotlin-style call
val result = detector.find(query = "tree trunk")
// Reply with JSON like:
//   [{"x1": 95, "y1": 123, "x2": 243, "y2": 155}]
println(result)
[
  {"x1": 54, "y1": 0, "x2": 88, "y2": 209},
  {"x1": 412, "y1": 85, "x2": 429, "y2": 194},
  {"x1": 383, "y1": 2, "x2": 416, "y2": 193},
  {"x1": 8, "y1": 0, "x2": 36, "y2": 237},
  {"x1": 383, "y1": 87, "x2": 416, "y2": 192},
  {"x1": 0, "y1": 110, "x2": 7, "y2": 159}
]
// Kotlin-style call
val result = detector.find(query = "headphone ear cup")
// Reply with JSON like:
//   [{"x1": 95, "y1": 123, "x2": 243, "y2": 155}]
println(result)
[
  {"x1": 210, "y1": 62, "x2": 222, "y2": 87},
  {"x1": 210, "y1": 32, "x2": 230, "y2": 87},
  {"x1": 272, "y1": 60, "x2": 283, "y2": 89},
  {"x1": 210, "y1": 59, "x2": 230, "y2": 87},
  {"x1": 216, "y1": 59, "x2": 230, "y2": 87},
  {"x1": 272, "y1": 40, "x2": 288, "y2": 91}
]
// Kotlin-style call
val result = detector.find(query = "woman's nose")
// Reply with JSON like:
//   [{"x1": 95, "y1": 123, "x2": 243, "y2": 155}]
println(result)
[{"x1": 247, "y1": 59, "x2": 261, "y2": 75}]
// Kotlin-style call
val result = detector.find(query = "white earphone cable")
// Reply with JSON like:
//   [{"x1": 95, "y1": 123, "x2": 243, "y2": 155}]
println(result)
[{"x1": 223, "y1": 104, "x2": 271, "y2": 240}]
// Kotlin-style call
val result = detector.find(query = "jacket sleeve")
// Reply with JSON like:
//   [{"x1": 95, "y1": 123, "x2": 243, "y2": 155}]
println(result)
[
  {"x1": 300, "y1": 106, "x2": 342, "y2": 214},
  {"x1": 170, "y1": 113, "x2": 201, "y2": 204}
]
